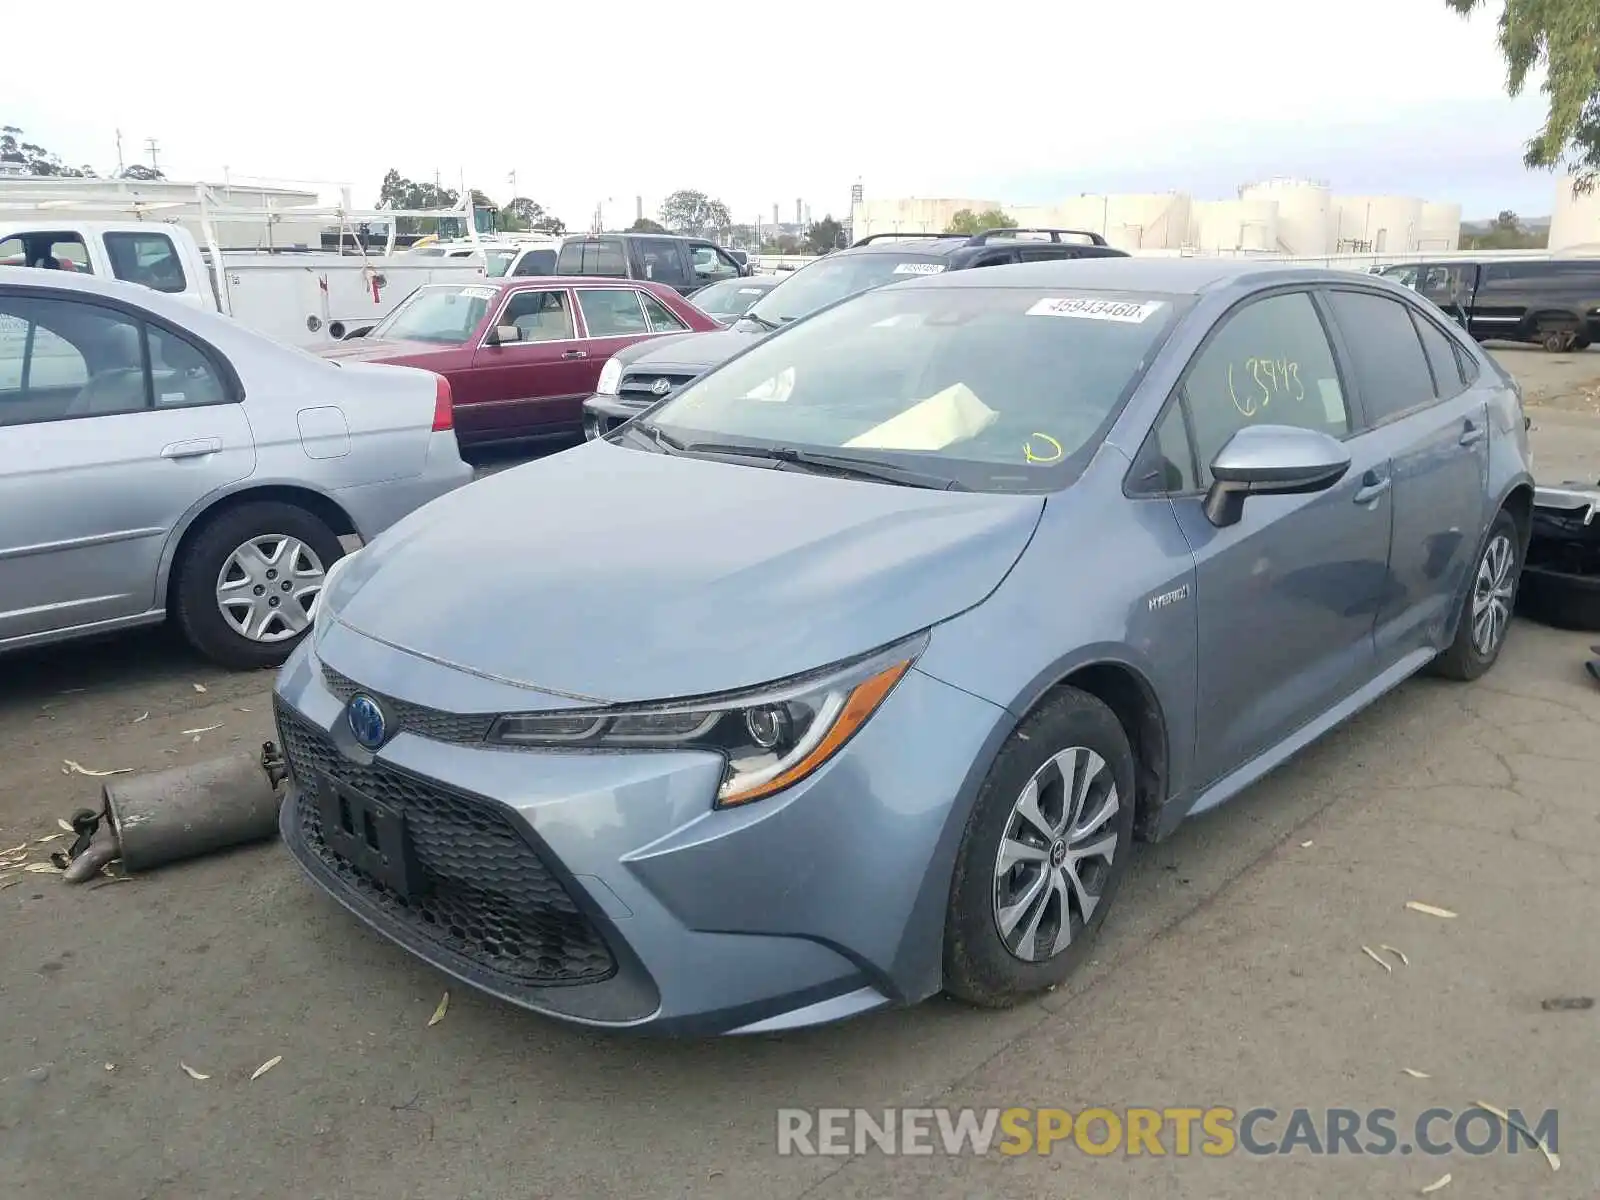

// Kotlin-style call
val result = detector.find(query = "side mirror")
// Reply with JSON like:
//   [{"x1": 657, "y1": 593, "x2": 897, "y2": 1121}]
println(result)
[
  {"x1": 488, "y1": 325, "x2": 522, "y2": 345},
  {"x1": 1203, "y1": 425, "x2": 1351, "y2": 528}
]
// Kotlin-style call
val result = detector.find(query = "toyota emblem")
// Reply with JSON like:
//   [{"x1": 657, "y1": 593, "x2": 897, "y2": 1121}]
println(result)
[{"x1": 651, "y1": 378, "x2": 672, "y2": 397}]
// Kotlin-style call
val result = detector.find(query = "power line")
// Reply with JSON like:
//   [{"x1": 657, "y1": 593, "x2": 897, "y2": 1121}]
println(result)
[{"x1": 144, "y1": 138, "x2": 160, "y2": 172}]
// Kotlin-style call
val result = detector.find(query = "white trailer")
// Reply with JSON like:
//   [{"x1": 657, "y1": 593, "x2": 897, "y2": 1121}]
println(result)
[{"x1": 0, "y1": 184, "x2": 502, "y2": 346}]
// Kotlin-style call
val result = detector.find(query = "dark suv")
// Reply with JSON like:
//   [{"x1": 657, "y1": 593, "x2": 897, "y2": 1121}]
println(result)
[
  {"x1": 582, "y1": 228, "x2": 1128, "y2": 437},
  {"x1": 556, "y1": 233, "x2": 751, "y2": 298}
]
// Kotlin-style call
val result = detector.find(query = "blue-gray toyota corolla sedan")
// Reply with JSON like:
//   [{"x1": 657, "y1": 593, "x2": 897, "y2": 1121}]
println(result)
[{"x1": 276, "y1": 258, "x2": 1534, "y2": 1035}]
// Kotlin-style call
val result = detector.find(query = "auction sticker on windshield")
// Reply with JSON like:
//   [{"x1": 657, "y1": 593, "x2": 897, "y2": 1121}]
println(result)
[
  {"x1": 459, "y1": 286, "x2": 499, "y2": 300},
  {"x1": 1026, "y1": 297, "x2": 1164, "y2": 322},
  {"x1": 892, "y1": 263, "x2": 947, "y2": 275}
]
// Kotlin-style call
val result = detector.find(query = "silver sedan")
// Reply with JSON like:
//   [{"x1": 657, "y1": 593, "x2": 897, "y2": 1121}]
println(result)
[{"x1": 0, "y1": 267, "x2": 472, "y2": 668}]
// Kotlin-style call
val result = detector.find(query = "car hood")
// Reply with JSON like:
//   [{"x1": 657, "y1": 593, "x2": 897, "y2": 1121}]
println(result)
[
  {"x1": 315, "y1": 338, "x2": 447, "y2": 364},
  {"x1": 323, "y1": 439, "x2": 1044, "y2": 704},
  {"x1": 615, "y1": 325, "x2": 765, "y2": 375}
]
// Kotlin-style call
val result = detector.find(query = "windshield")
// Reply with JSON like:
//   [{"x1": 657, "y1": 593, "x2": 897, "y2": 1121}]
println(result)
[
  {"x1": 691, "y1": 277, "x2": 773, "y2": 315},
  {"x1": 483, "y1": 249, "x2": 518, "y2": 277},
  {"x1": 745, "y1": 252, "x2": 950, "y2": 324},
  {"x1": 369, "y1": 284, "x2": 497, "y2": 344},
  {"x1": 640, "y1": 286, "x2": 1188, "y2": 493}
]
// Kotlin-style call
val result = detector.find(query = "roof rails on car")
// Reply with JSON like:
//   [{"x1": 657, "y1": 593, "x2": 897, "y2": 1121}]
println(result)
[
  {"x1": 849, "y1": 232, "x2": 969, "y2": 246},
  {"x1": 965, "y1": 227, "x2": 1109, "y2": 246}
]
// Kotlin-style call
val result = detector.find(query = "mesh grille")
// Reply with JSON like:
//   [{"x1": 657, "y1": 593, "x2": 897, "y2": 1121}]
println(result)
[
  {"x1": 320, "y1": 664, "x2": 494, "y2": 745},
  {"x1": 276, "y1": 698, "x2": 615, "y2": 986}
]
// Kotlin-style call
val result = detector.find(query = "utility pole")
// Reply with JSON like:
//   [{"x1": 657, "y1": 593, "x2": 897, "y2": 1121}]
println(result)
[
  {"x1": 144, "y1": 138, "x2": 160, "y2": 172},
  {"x1": 114, "y1": 129, "x2": 125, "y2": 176}
]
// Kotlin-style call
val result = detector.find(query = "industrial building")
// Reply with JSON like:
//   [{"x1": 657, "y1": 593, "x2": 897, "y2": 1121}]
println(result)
[
  {"x1": 849, "y1": 179, "x2": 1463, "y2": 257},
  {"x1": 1549, "y1": 176, "x2": 1600, "y2": 253}
]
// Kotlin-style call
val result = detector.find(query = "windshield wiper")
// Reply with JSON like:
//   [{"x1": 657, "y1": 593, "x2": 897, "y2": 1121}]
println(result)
[
  {"x1": 623, "y1": 421, "x2": 688, "y2": 454},
  {"x1": 679, "y1": 442, "x2": 968, "y2": 490},
  {"x1": 738, "y1": 311, "x2": 779, "y2": 331}
]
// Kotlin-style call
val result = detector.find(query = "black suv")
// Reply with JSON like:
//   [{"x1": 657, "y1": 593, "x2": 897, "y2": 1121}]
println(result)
[
  {"x1": 582, "y1": 228, "x2": 1128, "y2": 438},
  {"x1": 555, "y1": 233, "x2": 751, "y2": 297}
]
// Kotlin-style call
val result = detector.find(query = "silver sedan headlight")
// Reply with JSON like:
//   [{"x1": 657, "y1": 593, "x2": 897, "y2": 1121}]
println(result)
[{"x1": 487, "y1": 634, "x2": 927, "y2": 808}]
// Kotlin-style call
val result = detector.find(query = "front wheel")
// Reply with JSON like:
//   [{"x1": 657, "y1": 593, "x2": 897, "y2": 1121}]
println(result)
[
  {"x1": 943, "y1": 688, "x2": 1136, "y2": 1008},
  {"x1": 172, "y1": 501, "x2": 345, "y2": 669},
  {"x1": 1429, "y1": 508, "x2": 1522, "y2": 681}
]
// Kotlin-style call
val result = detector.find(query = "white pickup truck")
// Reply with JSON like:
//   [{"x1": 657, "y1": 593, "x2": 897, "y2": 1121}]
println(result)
[{"x1": 0, "y1": 219, "x2": 495, "y2": 347}]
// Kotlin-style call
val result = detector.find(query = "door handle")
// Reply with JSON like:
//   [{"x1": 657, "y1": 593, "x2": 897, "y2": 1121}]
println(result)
[
  {"x1": 561, "y1": 349, "x2": 588, "y2": 360},
  {"x1": 161, "y1": 438, "x2": 222, "y2": 459},
  {"x1": 1459, "y1": 421, "x2": 1486, "y2": 447},
  {"x1": 1353, "y1": 473, "x2": 1392, "y2": 505}
]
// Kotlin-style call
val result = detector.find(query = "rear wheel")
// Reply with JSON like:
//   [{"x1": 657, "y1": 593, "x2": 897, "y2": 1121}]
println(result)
[
  {"x1": 1430, "y1": 508, "x2": 1521, "y2": 681},
  {"x1": 943, "y1": 688, "x2": 1136, "y2": 1008},
  {"x1": 172, "y1": 501, "x2": 344, "y2": 669},
  {"x1": 1542, "y1": 327, "x2": 1578, "y2": 353}
]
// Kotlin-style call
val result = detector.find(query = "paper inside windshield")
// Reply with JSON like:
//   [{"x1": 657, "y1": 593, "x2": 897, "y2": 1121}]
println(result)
[{"x1": 844, "y1": 383, "x2": 997, "y2": 451}]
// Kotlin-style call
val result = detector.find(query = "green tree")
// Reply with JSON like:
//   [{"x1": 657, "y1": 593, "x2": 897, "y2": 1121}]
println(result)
[
  {"x1": 1446, "y1": 0, "x2": 1600, "y2": 190},
  {"x1": 806, "y1": 215, "x2": 845, "y2": 254},
  {"x1": 1460, "y1": 209, "x2": 1550, "y2": 249},
  {"x1": 945, "y1": 207, "x2": 1018, "y2": 234},
  {"x1": 628, "y1": 217, "x2": 668, "y2": 233},
  {"x1": 1, "y1": 125, "x2": 98, "y2": 176},
  {"x1": 500, "y1": 197, "x2": 565, "y2": 235},
  {"x1": 118, "y1": 164, "x2": 164, "y2": 181},
  {"x1": 376, "y1": 169, "x2": 462, "y2": 234},
  {"x1": 659, "y1": 189, "x2": 732, "y2": 235}
]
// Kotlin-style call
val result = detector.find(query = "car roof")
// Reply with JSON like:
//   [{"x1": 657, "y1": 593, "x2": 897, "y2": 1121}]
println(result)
[
  {"x1": 910, "y1": 256, "x2": 1385, "y2": 294},
  {"x1": 420, "y1": 275, "x2": 676, "y2": 293}
]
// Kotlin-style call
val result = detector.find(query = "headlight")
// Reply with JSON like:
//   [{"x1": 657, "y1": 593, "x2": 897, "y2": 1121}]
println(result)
[
  {"x1": 595, "y1": 357, "x2": 623, "y2": 395},
  {"x1": 311, "y1": 548, "x2": 361, "y2": 634},
  {"x1": 487, "y1": 634, "x2": 926, "y2": 807}
]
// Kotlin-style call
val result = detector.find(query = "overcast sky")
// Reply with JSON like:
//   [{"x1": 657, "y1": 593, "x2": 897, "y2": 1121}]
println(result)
[{"x1": 4, "y1": 0, "x2": 1565, "y2": 225}]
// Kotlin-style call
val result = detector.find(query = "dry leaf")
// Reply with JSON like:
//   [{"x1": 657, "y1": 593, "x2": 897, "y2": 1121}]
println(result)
[
  {"x1": 1405, "y1": 901, "x2": 1458, "y2": 919},
  {"x1": 182, "y1": 724, "x2": 223, "y2": 736},
  {"x1": 0, "y1": 879, "x2": 20, "y2": 891},
  {"x1": 103, "y1": 1063, "x2": 115, "y2": 1071},
  {"x1": 1300, "y1": 840, "x2": 1314, "y2": 848},
  {"x1": 63, "y1": 759, "x2": 133, "y2": 778},
  {"x1": 1380, "y1": 944, "x2": 1410, "y2": 966},
  {"x1": 1361, "y1": 945, "x2": 1392, "y2": 972},
  {"x1": 0, "y1": 842, "x2": 26, "y2": 855},
  {"x1": 1420, "y1": 1173, "x2": 1451, "y2": 1194},
  {"x1": 192, "y1": 683, "x2": 207, "y2": 693},
  {"x1": 1402, "y1": 1068, "x2": 1431, "y2": 1079},
  {"x1": 35, "y1": 833, "x2": 64, "y2": 844},
  {"x1": 24, "y1": 862, "x2": 62, "y2": 874},
  {"x1": 428, "y1": 992, "x2": 450, "y2": 1026},
  {"x1": 250, "y1": 1055, "x2": 282, "y2": 1081},
  {"x1": 55, "y1": 818, "x2": 73, "y2": 832},
  {"x1": 133, "y1": 712, "x2": 149, "y2": 723},
  {"x1": 179, "y1": 1063, "x2": 209, "y2": 1081},
  {"x1": 1470, "y1": 1100, "x2": 1560, "y2": 1171},
  {"x1": 237, "y1": 706, "x2": 252, "y2": 713}
]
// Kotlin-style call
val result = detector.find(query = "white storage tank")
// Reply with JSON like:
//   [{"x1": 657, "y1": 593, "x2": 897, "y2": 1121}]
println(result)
[
  {"x1": 1104, "y1": 193, "x2": 1191, "y2": 250},
  {"x1": 1549, "y1": 177, "x2": 1600, "y2": 252},
  {"x1": 1240, "y1": 177, "x2": 1331, "y2": 256},
  {"x1": 1417, "y1": 201, "x2": 1462, "y2": 252},
  {"x1": 1333, "y1": 195, "x2": 1423, "y2": 253},
  {"x1": 850, "y1": 198, "x2": 1000, "y2": 241},
  {"x1": 1191, "y1": 199, "x2": 1279, "y2": 253}
]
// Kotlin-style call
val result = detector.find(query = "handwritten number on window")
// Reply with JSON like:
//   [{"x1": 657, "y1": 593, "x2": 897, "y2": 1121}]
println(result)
[{"x1": 1227, "y1": 358, "x2": 1304, "y2": 418}]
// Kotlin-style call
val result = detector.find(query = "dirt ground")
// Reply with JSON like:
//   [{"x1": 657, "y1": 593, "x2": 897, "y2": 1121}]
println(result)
[{"x1": 2, "y1": 350, "x2": 1599, "y2": 1200}]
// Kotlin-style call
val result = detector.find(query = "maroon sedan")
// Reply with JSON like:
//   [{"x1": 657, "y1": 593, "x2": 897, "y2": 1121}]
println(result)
[{"x1": 319, "y1": 277, "x2": 719, "y2": 448}]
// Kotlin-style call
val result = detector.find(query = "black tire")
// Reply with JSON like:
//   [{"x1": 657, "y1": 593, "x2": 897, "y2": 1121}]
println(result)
[
  {"x1": 1516, "y1": 563, "x2": 1600, "y2": 631},
  {"x1": 1430, "y1": 508, "x2": 1522, "y2": 681},
  {"x1": 172, "y1": 501, "x2": 345, "y2": 670},
  {"x1": 943, "y1": 687, "x2": 1136, "y2": 1008}
]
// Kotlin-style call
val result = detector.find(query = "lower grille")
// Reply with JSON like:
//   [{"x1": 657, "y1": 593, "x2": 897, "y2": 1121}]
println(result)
[{"x1": 276, "y1": 698, "x2": 615, "y2": 987}]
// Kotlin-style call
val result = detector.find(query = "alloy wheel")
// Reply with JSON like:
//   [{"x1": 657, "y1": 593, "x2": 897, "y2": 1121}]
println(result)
[
  {"x1": 1471, "y1": 533, "x2": 1516, "y2": 656},
  {"x1": 216, "y1": 534, "x2": 327, "y2": 643},
  {"x1": 992, "y1": 746, "x2": 1121, "y2": 963}
]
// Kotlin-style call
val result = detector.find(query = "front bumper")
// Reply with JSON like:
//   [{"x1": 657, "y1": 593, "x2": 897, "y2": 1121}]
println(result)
[
  {"x1": 274, "y1": 623, "x2": 1006, "y2": 1035},
  {"x1": 581, "y1": 394, "x2": 649, "y2": 440}
]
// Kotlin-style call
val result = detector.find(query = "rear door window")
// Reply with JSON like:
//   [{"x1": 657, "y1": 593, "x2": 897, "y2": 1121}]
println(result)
[
  {"x1": 632, "y1": 239, "x2": 691, "y2": 288},
  {"x1": 1324, "y1": 289, "x2": 1439, "y2": 424},
  {"x1": 556, "y1": 239, "x2": 628, "y2": 278},
  {"x1": 1410, "y1": 309, "x2": 1469, "y2": 398},
  {"x1": 577, "y1": 288, "x2": 650, "y2": 336},
  {"x1": 104, "y1": 231, "x2": 187, "y2": 293}
]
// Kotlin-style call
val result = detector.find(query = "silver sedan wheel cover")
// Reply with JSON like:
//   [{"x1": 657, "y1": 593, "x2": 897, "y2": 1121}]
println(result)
[
  {"x1": 216, "y1": 535, "x2": 326, "y2": 643},
  {"x1": 992, "y1": 745, "x2": 1120, "y2": 963},
  {"x1": 1471, "y1": 532, "x2": 1516, "y2": 656}
]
